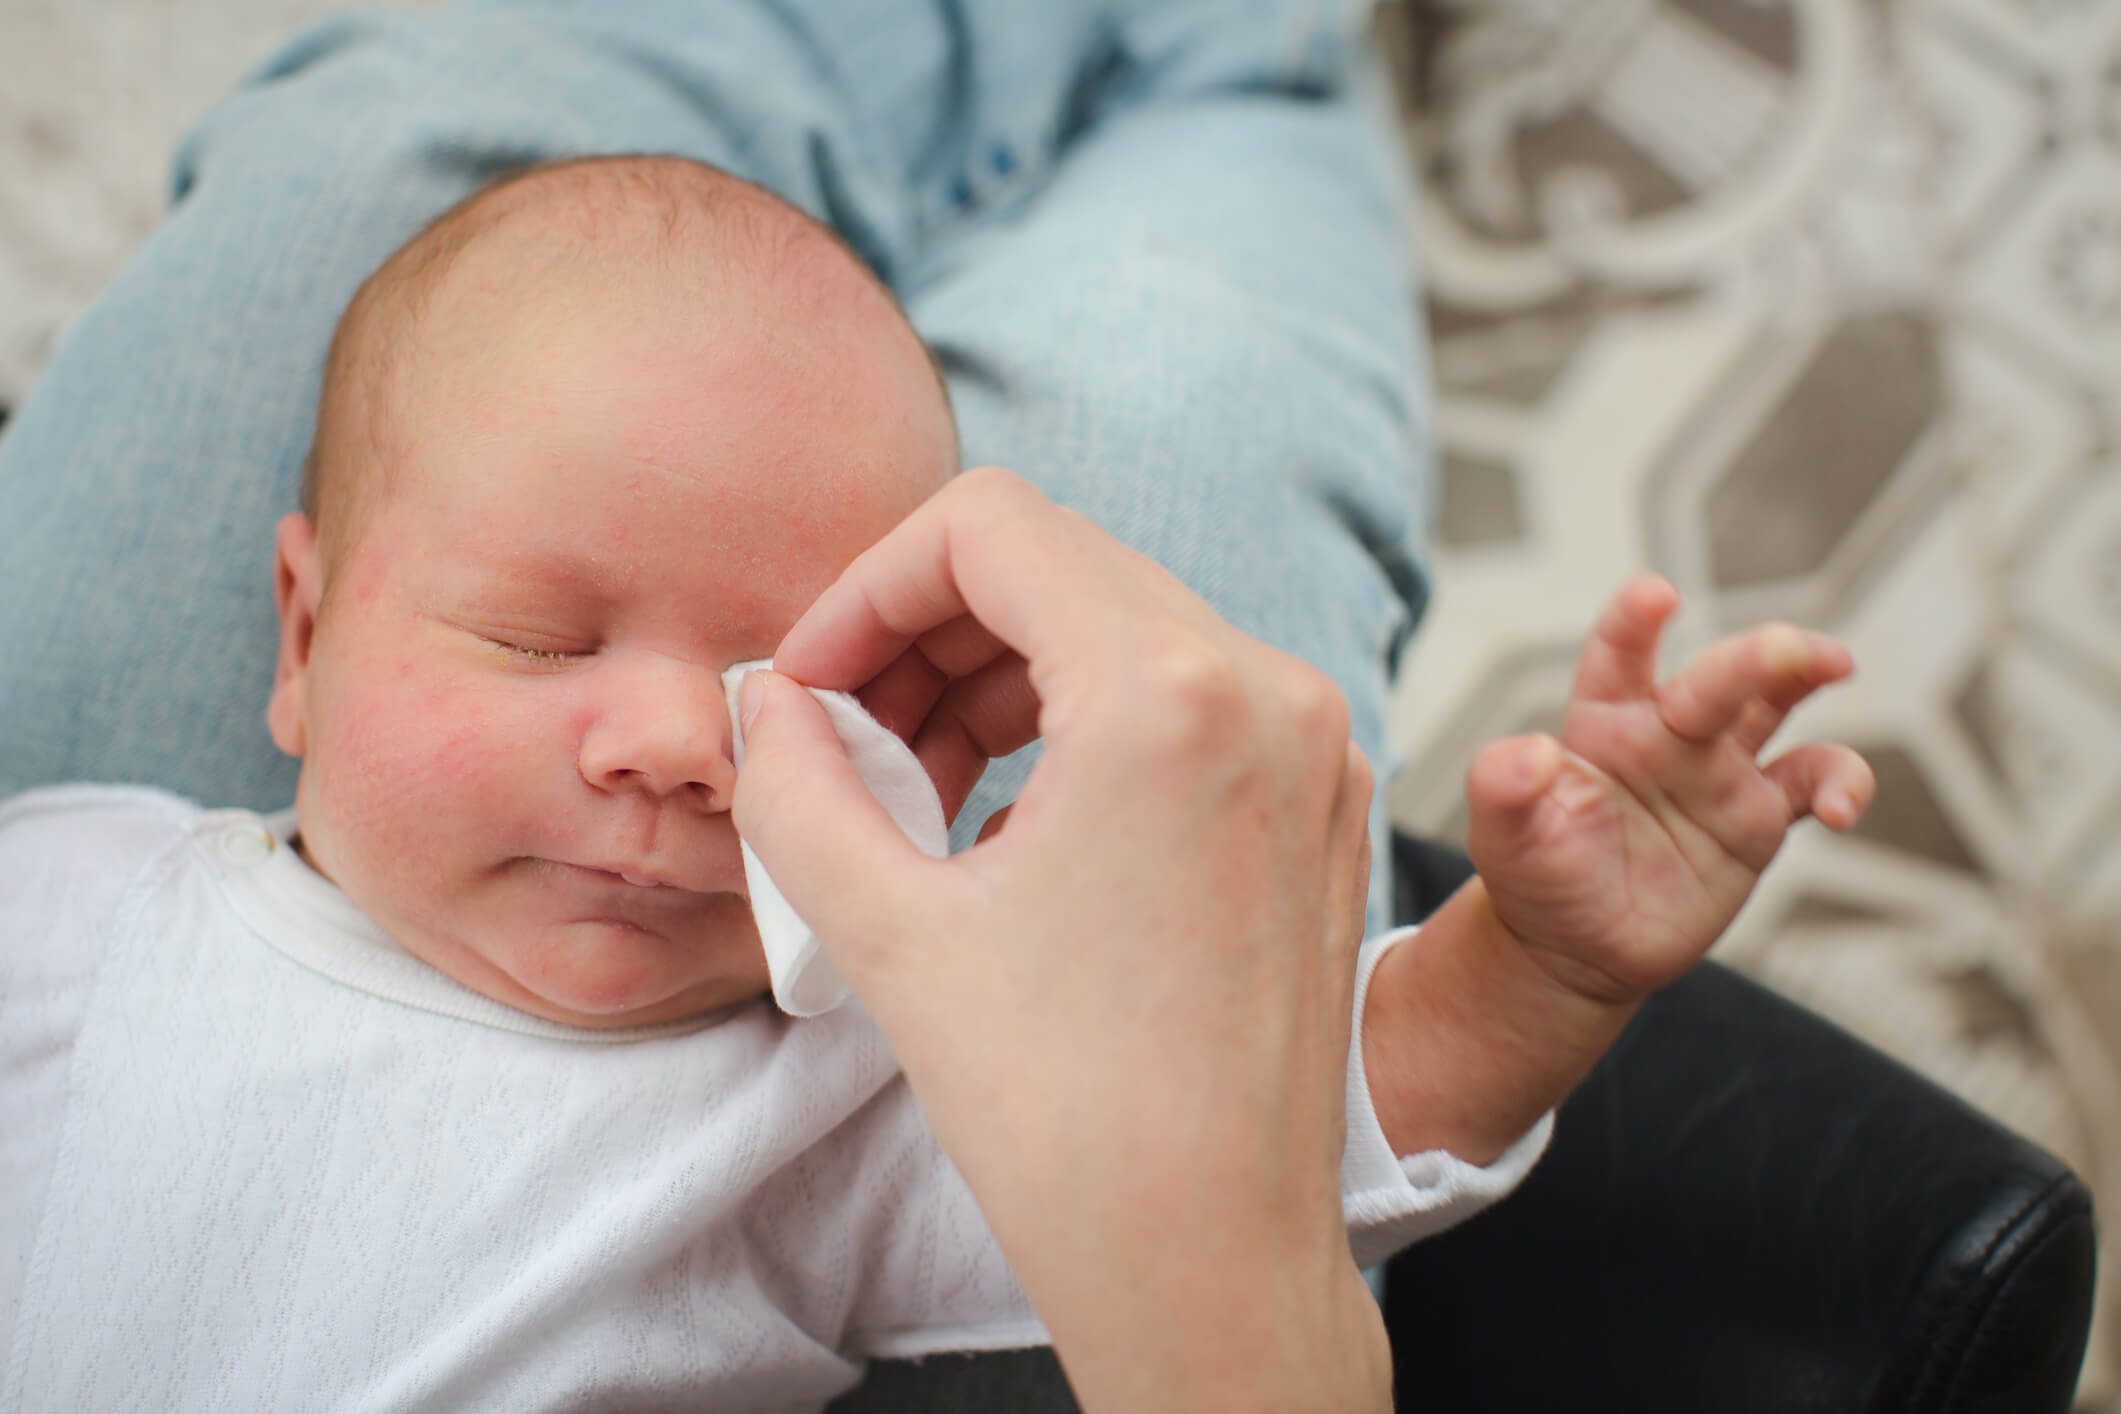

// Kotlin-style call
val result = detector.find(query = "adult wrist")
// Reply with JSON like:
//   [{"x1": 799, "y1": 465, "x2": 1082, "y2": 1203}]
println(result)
[{"x1": 1055, "y1": 1254, "x2": 1390, "y2": 1414}]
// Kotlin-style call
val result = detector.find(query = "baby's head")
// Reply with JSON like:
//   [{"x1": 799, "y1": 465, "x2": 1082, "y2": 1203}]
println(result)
[{"x1": 267, "y1": 156, "x2": 957, "y2": 1028}]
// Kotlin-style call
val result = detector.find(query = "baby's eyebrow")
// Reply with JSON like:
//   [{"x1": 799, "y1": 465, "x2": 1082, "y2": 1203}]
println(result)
[
  {"x1": 422, "y1": 565, "x2": 618, "y2": 626},
  {"x1": 439, "y1": 543, "x2": 616, "y2": 594}
]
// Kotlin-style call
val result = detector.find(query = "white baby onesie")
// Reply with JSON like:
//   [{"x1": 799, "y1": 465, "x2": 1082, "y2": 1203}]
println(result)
[{"x1": 0, "y1": 783, "x2": 1551, "y2": 1412}]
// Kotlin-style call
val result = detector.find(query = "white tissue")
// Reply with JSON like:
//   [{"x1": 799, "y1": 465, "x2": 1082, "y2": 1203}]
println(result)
[{"x1": 722, "y1": 659, "x2": 949, "y2": 1017}]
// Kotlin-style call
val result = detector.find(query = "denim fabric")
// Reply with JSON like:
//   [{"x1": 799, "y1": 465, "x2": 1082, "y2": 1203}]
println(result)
[{"x1": 0, "y1": 0, "x2": 1433, "y2": 939}]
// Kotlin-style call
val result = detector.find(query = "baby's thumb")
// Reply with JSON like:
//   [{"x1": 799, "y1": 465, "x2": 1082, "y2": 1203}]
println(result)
[
  {"x1": 1464, "y1": 734, "x2": 1562, "y2": 864},
  {"x1": 731, "y1": 670, "x2": 932, "y2": 959}
]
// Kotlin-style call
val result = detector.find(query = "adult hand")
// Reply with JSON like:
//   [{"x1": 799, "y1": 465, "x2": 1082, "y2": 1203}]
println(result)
[{"x1": 731, "y1": 468, "x2": 1390, "y2": 1414}]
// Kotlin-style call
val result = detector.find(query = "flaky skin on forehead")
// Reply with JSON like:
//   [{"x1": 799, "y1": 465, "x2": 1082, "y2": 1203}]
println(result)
[{"x1": 301, "y1": 154, "x2": 950, "y2": 574}]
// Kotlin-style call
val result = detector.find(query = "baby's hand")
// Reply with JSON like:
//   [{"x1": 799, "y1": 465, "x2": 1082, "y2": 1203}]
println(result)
[{"x1": 1467, "y1": 575, "x2": 1873, "y2": 1007}]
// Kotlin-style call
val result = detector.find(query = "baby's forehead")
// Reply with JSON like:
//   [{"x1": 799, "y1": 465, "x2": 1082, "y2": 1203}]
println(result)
[
  {"x1": 447, "y1": 164, "x2": 888, "y2": 312},
  {"x1": 312, "y1": 157, "x2": 956, "y2": 566},
  {"x1": 403, "y1": 175, "x2": 935, "y2": 397}
]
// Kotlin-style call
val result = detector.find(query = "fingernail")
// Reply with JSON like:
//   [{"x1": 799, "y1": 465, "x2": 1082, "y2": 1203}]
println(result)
[
  {"x1": 739, "y1": 672, "x2": 766, "y2": 733},
  {"x1": 1761, "y1": 624, "x2": 1809, "y2": 672}
]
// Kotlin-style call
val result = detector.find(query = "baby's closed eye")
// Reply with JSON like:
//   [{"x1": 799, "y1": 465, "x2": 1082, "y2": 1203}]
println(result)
[
  {"x1": 428, "y1": 603, "x2": 601, "y2": 665},
  {"x1": 488, "y1": 638, "x2": 586, "y2": 666},
  {"x1": 438, "y1": 613, "x2": 600, "y2": 667}
]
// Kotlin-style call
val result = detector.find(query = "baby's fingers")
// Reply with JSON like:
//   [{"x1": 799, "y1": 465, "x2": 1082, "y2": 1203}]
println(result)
[
  {"x1": 1659, "y1": 625, "x2": 1853, "y2": 747},
  {"x1": 1762, "y1": 742, "x2": 1875, "y2": 830},
  {"x1": 1570, "y1": 574, "x2": 1680, "y2": 704}
]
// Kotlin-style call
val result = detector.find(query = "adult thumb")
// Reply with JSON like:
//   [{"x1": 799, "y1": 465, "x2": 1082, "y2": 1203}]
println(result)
[{"x1": 731, "y1": 670, "x2": 936, "y2": 958}]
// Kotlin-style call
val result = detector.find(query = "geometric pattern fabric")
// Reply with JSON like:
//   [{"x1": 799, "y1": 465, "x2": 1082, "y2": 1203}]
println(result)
[{"x1": 1378, "y1": 4, "x2": 2120, "y2": 1402}]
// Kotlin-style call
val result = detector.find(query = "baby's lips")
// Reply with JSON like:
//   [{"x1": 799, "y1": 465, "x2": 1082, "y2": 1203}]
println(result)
[
  {"x1": 557, "y1": 837, "x2": 749, "y2": 896},
  {"x1": 614, "y1": 868, "x2": 687, "y2": 890}
]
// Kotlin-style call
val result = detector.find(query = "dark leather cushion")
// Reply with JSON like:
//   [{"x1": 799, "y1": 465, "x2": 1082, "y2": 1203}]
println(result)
[
  {"x1": 832, "y1": 1347, "x2": 1074, "y2": 1413},
  {"x1": 1380, "y1": 845, "x2": 2098, "y2": 1414}
]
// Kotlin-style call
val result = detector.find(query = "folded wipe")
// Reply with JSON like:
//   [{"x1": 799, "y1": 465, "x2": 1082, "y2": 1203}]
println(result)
[{"x1": 722, "y1": 660, "x2": 949, "y2": 1017}]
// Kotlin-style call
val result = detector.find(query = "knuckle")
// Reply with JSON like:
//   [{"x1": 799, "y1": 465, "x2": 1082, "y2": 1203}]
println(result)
[
  {"x1": 1717, "y1": 780, "x2": 1792, "y2": 861},
  {"x1": 944, "y1": 466, "x2": 1046, "y2": 532},
  {"x1": 1133, "y1": 630, "x2": 1251, "y2": 754},
  {"x1": 1343, "y1": 743, "x2": 1376, "y2": 807},
  {"x1": 1734, "y1": 819, "x2": 1789, "y2": 870},
  {"x1": 950, "y1": 464, "x2": 1025, "y2": 501},
  {"x1": 1282, "y1": 663, "x2": 1351, "y2": 742}
]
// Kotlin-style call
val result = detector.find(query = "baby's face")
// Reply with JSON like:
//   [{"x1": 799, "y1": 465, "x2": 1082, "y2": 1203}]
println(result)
[{"x1": 270, "y1": 250, "x2": 954, "y2": 1027}]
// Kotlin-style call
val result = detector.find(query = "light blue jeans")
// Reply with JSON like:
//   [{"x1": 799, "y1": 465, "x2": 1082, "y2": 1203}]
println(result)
[{"x1": 0, "y1": 0, "x2": 1433, "y2": 940}]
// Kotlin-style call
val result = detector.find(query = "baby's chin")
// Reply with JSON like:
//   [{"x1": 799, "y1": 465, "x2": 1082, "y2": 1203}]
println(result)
[{"x1": 435, "y1": 907, "x2": 774, "y2": 1030}]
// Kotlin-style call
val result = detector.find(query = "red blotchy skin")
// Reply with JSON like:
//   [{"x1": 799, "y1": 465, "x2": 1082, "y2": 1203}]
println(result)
[{"x1": 269, "y1": 223, "x2": 955, "y2": 1028}]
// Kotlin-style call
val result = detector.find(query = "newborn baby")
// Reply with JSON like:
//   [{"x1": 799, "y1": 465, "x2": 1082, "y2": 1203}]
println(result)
[
  {"x1": 272, "y1": 156, "x2": 956, "y2": 1028},
  {"x1": 0, "y1": 156, "x2": 1552, "y2": 1409}
]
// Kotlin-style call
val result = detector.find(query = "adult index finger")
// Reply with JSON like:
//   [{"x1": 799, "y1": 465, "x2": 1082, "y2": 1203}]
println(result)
[{"x1": 772, "y1": 467, "x2": 1201, "y2": 697}]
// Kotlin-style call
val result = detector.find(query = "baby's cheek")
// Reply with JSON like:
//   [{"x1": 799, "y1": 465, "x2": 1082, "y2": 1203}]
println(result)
[
  {"x1": 402, "y1": 679, "x2": 565, "y2": 817},
  {"x1": 328, "y1": 672, "x2": 523, "y2": 826}
]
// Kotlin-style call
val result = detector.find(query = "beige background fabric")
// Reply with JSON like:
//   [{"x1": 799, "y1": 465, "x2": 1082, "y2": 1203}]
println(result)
[
  {"x1": 3, "y1": 0, "x2": 2114, "y2": 1403},
  {"x1": 1377, "y1": 4, "x2": 2118, "y2": 1401}
]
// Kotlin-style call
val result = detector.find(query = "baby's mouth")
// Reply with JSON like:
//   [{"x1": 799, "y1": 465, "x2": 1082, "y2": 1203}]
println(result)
[
  {"x1": 538, "y1": 857, "x2": 743, "y2": 898},
  {"x1": 576, "y1": 863, "x2": 691, "y2": 891}
]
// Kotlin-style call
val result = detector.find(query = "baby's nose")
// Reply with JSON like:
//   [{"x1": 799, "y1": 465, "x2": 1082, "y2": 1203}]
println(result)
[{"x1": 578, "y1": 660, "x2": 739, "y2": 810}]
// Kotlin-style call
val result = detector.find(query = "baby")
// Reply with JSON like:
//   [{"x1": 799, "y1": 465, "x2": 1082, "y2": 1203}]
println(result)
[
  {"x1": 0, "y1": 156, "x2": 1869, "y2": 1409},
  {"x1": 271, "y1": 155, "x2": 958, "y2": 1030}
]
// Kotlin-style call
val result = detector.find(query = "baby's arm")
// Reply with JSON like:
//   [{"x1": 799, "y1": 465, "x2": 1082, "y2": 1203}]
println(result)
[{"x1": 1360, "y1": 576, "x2": 1875, "y2": 1164}]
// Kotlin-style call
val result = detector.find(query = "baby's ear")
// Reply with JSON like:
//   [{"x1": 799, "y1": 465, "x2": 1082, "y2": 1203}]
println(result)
[{"x1": 266, "y1": 512, "x2": 325, "y2": 758}]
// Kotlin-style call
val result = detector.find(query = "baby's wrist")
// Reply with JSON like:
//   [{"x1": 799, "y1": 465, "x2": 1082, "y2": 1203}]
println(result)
[
  {"x1": 1363, "y1": 878, "x2": 1638, "y2": 1163},
  {"x1": 1489, "y1": 910, "x2": 1656, "y2": 1012},
  {"x1": 1460, "y1": 880, "x2": 1648, "y2": 1036},
  {"x1": 1487, "y1": 874, "x2": 1733, "y2": 1010}
]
